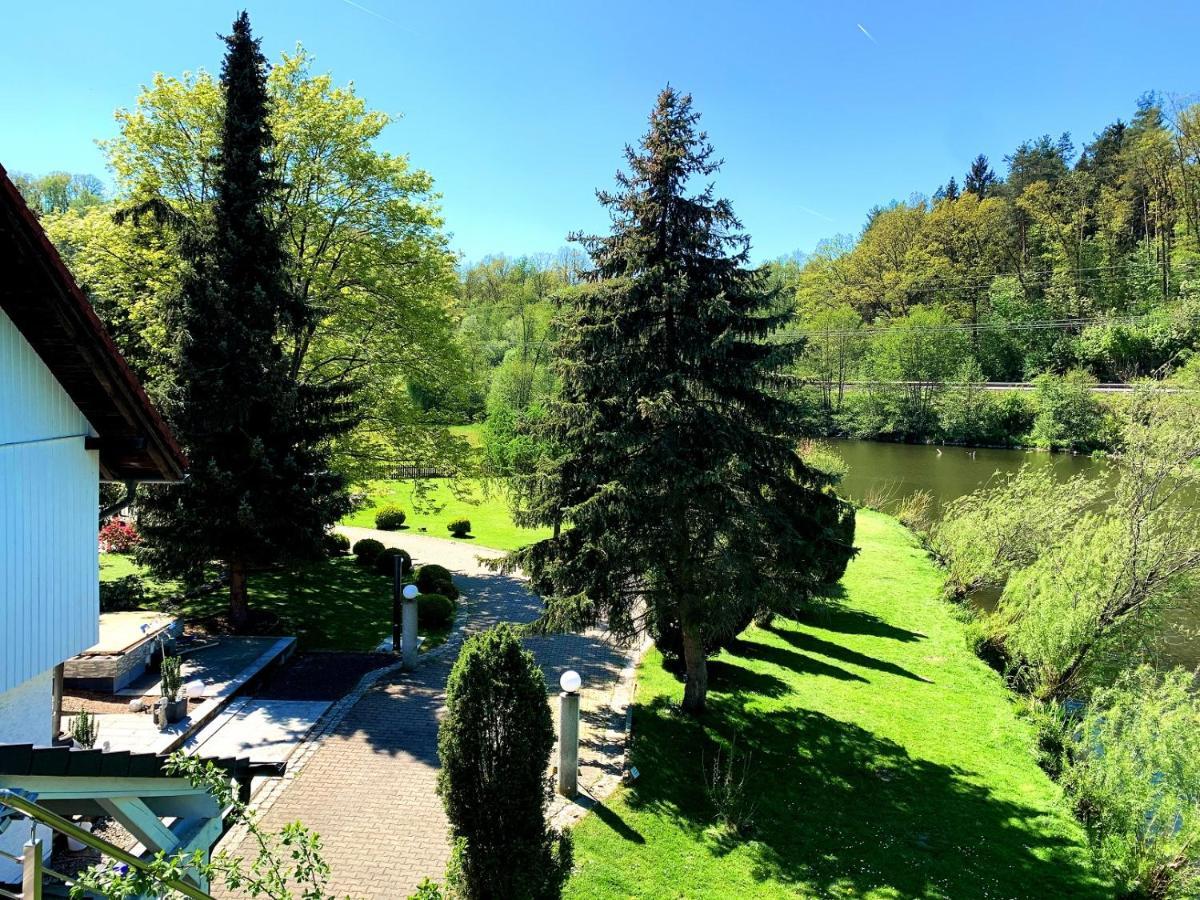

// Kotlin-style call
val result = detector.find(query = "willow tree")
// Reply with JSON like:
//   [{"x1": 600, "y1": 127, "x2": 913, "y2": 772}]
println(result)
[{"x1": 509, "y1": 88, "x2": 855, "y2": 714}]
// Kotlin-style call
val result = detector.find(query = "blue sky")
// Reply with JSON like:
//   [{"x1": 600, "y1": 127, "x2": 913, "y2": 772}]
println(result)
[{"x1": 3, "y1": 1, "x2": 1200, "y2": 262}]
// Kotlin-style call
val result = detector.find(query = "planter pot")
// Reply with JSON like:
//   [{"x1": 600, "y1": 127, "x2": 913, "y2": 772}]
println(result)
[
  {"x1": 67, "y1": 820, "x2": 93, "y2": 852},
  {"x1": 164, "y1": 697, "x2": 188, "y2": 723}
]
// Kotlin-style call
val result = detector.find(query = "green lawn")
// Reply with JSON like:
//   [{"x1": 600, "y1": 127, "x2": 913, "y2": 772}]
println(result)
[
  {"x1": 100, "y1": 553, "x2": 450, "y2": 652},
  {"x1": 340, "y1": 478, "x2": 550, "y2": 552},
  {"x1": 566, "y1": 511, "x2": 1108, "y2": 899}
]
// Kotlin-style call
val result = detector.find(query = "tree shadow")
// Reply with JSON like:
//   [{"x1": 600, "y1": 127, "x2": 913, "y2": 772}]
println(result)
[
  {"x1": 706, "y1": 660, "x2": 792, "y2": 699},
  {"x1": 791, "y1": 603, "x2": 926, "y2": 644},
  {"x1": 591, "y1": 800, "x2": 646, "y2": 844},
  {"x1": 774, "y1": 629, "x2": 932, "y2": 683},
  {"x1": 615, "y1": 693, "x2": 1108, "y2": 899},
  {"x1": 729, "y1": 638, "x2": 869, "y2": 684}
]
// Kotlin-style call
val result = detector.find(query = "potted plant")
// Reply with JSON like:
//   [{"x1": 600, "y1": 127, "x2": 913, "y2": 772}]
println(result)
[
  {"x1": 156, "y1": 655, "x2": 187, "y2": 725},
  {"x1": 70, "y1": 710, "x2": 97, "y2": 749}
]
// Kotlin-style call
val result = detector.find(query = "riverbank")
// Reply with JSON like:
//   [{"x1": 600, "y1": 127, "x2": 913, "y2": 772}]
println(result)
[{"x1": 565, "y1": 510, "x2": 1108, "y2": 899}]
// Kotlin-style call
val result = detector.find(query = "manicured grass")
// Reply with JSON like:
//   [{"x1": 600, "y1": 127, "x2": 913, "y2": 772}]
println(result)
[
  {"x1": 341, "y1": 478, "x2": 550, "y2": 551},
  {"x1": 100, "y1": 553, "x2": 451, "y2": 653},
  {"x1": 566, "y1": 511, "x2": 1108, "y2": 899}
]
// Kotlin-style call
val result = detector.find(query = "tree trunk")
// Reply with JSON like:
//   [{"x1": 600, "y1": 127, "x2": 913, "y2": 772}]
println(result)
[
  {"x1": 229, "y1": 559, "x2": 250, "y2": 631},
  {"x1": 680, "y1": 612, "x2": 708, "y2": 715}
]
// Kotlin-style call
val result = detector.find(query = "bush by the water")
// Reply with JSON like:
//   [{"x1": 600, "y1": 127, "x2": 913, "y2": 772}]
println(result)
[
  {"x1": 418, "y1": 593, "x2": 455, "y2": 628},
  {"x1": 447, "y1": 517, "x2": 472, "y2": 538},
  {"x1": 375, "y1": 504, "x2": 407, "y2": 530},
  {"x1": 323, "y1": 531, "x2": 350, "y2": 556},
  {"x1": 1060, "y1": 666, "x2": 1200, "y2": 899},
  {"x1": 353, "y1": 538, "x2": 385, "y2": 566},
  {"x1": 100, "y1": 575, "x2": 147, "y2": 612},
  {"x1": 417, "y1": 563, "x2": 459, "y2": 600},
  {"x1": 437, "y1": 624, "x2": 572, "y2": 898},
  {"x1": 375, "y1": 546, "x2": 413, "y2": 577}
]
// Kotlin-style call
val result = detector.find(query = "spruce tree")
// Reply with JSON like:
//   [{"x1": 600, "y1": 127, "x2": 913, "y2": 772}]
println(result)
[
  {"x1": 509, "y1": 88, "x2": 855, "y2": 713},
  {"x1": 138, "y1": 12, "x2": 351, "y2": 628},
  {"x1": 964, "y1": 153, "x2": 997, "y2": 197}
]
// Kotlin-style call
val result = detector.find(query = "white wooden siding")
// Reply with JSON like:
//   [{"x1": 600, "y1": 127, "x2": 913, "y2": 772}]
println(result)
[{"x1": 0, "y1": 307, "x2": 100, "y2": 694}]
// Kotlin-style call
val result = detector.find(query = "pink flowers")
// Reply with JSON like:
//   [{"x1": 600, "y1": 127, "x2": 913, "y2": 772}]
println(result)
[{"x1": 99, "y1": 519, "x2": 140, "y2": 554}]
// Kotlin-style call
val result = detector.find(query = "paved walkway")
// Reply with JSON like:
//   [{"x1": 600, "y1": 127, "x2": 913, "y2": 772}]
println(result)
[{"x1": 215, "y1": 529, "x2": 642, "y2": 899}]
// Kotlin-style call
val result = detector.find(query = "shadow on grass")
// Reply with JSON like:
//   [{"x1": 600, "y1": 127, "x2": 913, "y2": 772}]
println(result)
[
  {"x1": 706, "y1": 660, "x2": 792, "y2": 699},
  {"x1": 773, "y1": 628, "x2": 932, "y2": 683},
  {"x1": 793, "y1": 600, "x2": 926, "y2": 644},
  {"x1": 729, "y1": 638, "x2": 869, "y2": 684},
  {"x1": 592, "y1": 801, "x2": 646, "y2": 844},
  {"x1": 612, "y1": 689, "x2": 1107, "y2": 899}
]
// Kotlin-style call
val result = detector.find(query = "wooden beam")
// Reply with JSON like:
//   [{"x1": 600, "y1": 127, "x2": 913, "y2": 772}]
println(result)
[{"x1": 97, "y1": 796, "x2": 178, "y2": 856}]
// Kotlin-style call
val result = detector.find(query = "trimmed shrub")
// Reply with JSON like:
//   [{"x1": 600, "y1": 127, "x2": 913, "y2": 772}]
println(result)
[
  {"x1": 100, "y1": 575, "x2": 147, "y2": 612},
  {"x1": 99, "y1": 519, "x2": 140, "y2": 553},
  {"x1": 375, "y1": 546, "x2": 414, "y2": 577},
  {"x1": 417, "y1": 563, "x2": 459, "y2": 600},
  {"x1": 447, "y1": 518, "x2": 472, "y2": 538},
  {"x1": 353, "y1": 538, "x2": 385, "y2": 566},
  {"x1": 375, "y1": 504, "x2": 408, "y2": 531},
  {"x1": 437, "y1": 625, "x2": 572, "y2": 899},
  {"x1": 323, "y1": 531, "x2": 351, "y2": 557},
  {"x1": 418, "y1": 593, "x2": 455, "y2": 629}
]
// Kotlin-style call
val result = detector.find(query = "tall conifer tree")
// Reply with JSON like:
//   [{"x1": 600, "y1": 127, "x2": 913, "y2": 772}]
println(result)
[
  {"x1": 509, "y1": 88, "x2": 855, "y2": 713},
  {"x1": 138, "y1": 12, "x2": 351, "y2": 627}
]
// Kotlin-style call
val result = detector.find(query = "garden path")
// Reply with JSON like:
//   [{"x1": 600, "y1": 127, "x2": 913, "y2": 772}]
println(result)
[{"x1": 214, "y1": 527, "x2": 642, "y2": 899}]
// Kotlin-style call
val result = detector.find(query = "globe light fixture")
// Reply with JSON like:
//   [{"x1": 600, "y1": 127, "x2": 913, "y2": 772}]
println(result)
[
  {"x1": 185, "y1": 679, "x2": 206, "y2": 700},
  {"x1": 402, "y1": 584, "x2": 419, "y2": 600},
  {"x1": 559, "y1": 670, "x2": 582, "y2": 694}
]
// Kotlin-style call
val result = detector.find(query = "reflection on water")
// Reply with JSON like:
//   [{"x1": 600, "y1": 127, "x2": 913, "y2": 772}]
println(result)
[{"x1": 830, "y1": 439, "x2": 1198, "y2": 670}]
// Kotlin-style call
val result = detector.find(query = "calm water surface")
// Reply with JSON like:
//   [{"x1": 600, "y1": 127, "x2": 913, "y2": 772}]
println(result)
[{"x1": 831, "y1": 439, "x2": 1198, "y2": 669}]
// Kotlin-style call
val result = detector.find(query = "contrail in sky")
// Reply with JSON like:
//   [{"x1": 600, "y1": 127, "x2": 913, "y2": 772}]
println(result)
[
  {"x1": 797, "y1": 205, "x2": 836, "y2": 223},
  {"x1": 339, "y1": 0, "x2": 398, "y2": 26},
  {"x1": 857, "y1": 23, "x2": 878, "y2": 43}
]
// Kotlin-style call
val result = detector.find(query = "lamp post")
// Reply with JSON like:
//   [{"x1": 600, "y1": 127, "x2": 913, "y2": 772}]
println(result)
[
  {"x1": 400, "y1": 583, "x2": 420, "y2": 670},
  {"x1": 557, "y1": 669, "x2": 581, "y2": 798}
]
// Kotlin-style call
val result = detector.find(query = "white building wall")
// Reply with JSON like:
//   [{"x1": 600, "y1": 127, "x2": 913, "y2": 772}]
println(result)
[
  {"x1": 0, "y1": 669, "x2": 52, "y2": 883},
  {"x1": 0, "y1": 306, "x2": 100, "y2": 697}
]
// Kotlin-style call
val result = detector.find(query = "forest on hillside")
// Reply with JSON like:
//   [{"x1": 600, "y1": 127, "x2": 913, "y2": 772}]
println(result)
[{"x1": 16, "y1": 90, "x2": 1200, "y2": 459}]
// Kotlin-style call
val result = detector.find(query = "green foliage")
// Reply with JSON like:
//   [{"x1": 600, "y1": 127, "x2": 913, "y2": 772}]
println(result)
[
  {"x1": 796, "y1": 440, "x2": 849, "y2": 484},
  {"x1": 374, "y1": 504, "x2": 408, "y2": 530},
  {"x1": 99, "y1": 574, "x2": 148, "y2": 612},
  {"x1": 446, "y1": 517, "x2": 472, "y2": 537},
  {"x1": 70, "y1": 710, "x2": 97, "y2": 749},
  {"x1": 374, "y1": 546, "x2": 413, "y2": 577},
  {"x1": 135, "y1": 15, "x2": 351, "y2": 629},
  {"x1": 1029, "y1": 370, "x2": 1110, "y2": 450},
  {"x1": 932, "y1": 465, "x2": 1104, "y2": 595},
  {"x1": 437, "y1": 625, "x2": 572, "y2": 899},
  {"x1": 159, "y1": 654, "x2": 182, "y2": 701},
  {"x1": 323, "y1": 531, "x2": 350, "y2": 556},
  {"x1": 352, "y1": 538, "x2": 385, "y2": 565},
  {"x1": 649, "y1": 602, "x2": 756, "y2": 663},
  {"x1": 506, "y1": 88, "x2": 855, "y2": 715},
  {"x1": 417, "y1": 593, "x2": 455, "y2": 628},
  {"x1": 417, "y1": 563, "x2": 458, "y2": 599},
  {"x1": 73, "y1": 750, "x2": 334, "y2": 899},
  {"x1": 407, "y1": 879, "x2": 446, "y2": 900},
  {"x1": 1061, "y1": 667, "x2": 1200, "y2": 899}
]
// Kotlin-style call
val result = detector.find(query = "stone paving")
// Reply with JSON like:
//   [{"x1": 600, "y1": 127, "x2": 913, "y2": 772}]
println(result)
[{"x1": 214, "y1": 529, "x2": 644, "y2": 899}]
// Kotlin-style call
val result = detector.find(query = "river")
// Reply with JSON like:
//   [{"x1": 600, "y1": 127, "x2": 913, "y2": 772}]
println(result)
[{"x1": 830, "y1": 439, "x2": 1198, "y2": 669}]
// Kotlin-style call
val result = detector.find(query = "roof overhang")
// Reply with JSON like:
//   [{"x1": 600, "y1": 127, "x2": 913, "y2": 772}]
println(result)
[{"x1": 0, "y1": 163, "x2": 186, "y2": 482}]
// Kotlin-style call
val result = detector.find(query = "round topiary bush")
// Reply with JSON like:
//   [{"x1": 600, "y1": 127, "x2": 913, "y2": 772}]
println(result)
[
  {"x1": 323, "y1": 531, "x2": 351, "y2": 557},
  {"x1": 417, "y1": 593, "x2": 455, "y2": 628},
  {"x1": 375, "y1": 546, "x2": 414, "y2": 577},
  {"x1": 352, "y1": 538, "x2": 385, "y2": 566},
  {"x1": 447, "y1": 518, "x2": 472, "y2": 538},
  {"x1": 417, "y1": 563, "x2": 459, "y2": 600},
  {"x1": 375, "y1": 504, "x2": 407, "y2": 531}
]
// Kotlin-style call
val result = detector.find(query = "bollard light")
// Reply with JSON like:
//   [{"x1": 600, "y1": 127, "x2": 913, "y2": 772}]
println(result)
[
  {"x1": 559, "y1": 670, "x2": 581, "y2": 694},
  {"x1": 185, "y1": 680, "x2": 206, "y2": 700},
  {"x1": 402, "y1": 584, "x2": 419, "y2": 600}
]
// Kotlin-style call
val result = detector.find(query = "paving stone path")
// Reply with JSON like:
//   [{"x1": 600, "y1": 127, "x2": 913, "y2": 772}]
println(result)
[{"x1": 215, "y1": 529, "x2": 642, "y2": 899}]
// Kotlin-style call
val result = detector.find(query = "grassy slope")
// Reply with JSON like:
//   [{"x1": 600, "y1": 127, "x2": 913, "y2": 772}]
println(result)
[
  {"x1": 566, "y1": 511, "x2": 1107, "y2": 899},
  {"x1": 100, "y1": 554, "x2": 449, "y2": 652},
  {"x1": 340, "y1": 478, "x2": 550, "y2": 552}
]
